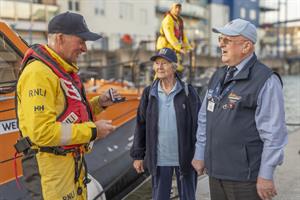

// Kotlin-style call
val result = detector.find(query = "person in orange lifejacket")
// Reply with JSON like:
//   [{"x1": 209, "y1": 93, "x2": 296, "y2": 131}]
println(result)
[
  {"x1": 15, "y1": 12, "x2": 118, "y2": 200},
  {"x1": 156, "y1": 3, "x2": 193, "y2": 72}
]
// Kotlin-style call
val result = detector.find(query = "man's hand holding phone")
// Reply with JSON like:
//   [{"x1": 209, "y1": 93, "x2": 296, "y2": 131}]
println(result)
[
  {"x1": 109, "y1": 88, "x2": 126, "y2": 103},
  {"x1": 98, "y1": 88, "x2": 126, "y2": 108}
]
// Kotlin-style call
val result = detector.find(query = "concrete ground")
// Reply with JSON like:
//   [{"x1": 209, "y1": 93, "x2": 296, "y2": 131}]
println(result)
[
  {"x1": 273, "y1": 128, "x2": 300, "y2": 200},
  {"x1": 196, "y1": 128, "x2": 300, "y2": 200}
]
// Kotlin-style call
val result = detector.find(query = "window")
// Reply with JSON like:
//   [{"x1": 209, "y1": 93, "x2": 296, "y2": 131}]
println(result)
[
  {"x1": 250, "y1": 9, "x2": 256, "y2": 20},
  {"x1": 119, "y1": 3, "x2": 133, "y2": 20},
  {"x1": 68, "y1": 0, "x2": 80, "y2": 11},
  {"x1": 95, "y1": 1, "x2": 105, "y2": 16},
  {"x1": 95, "y1": 8, "x2": 105, "y2": 15},
  {"x1": 68, "y1": 0, "x2": 72, "y2": 10},
  {"x1": 140, "y1": 9, "x2": 147, "y2": 24},
  {"x1": 0, "y1": 33, "x2": 23, "y2": 93},
  {"x1": 75, "y1": 1, "x2": 80, "y2": 11},
  {"x1": 240, "y1": 7, "x2": 246, "y2": 18}
]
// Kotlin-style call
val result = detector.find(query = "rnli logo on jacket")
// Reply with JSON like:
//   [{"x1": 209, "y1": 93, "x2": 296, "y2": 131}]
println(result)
[
  {"x1": 60, "y1": 79, "x2": 82, "y2": 101},
  {"x1": 29, "y1": 88, "x2": 47, "y2": 97},
  {"x1": 0, "y1": 119, "x2": 19, "y2": 135},
  {"x1": 62, "y1": 112, "x2": 79, "y2": 124}
]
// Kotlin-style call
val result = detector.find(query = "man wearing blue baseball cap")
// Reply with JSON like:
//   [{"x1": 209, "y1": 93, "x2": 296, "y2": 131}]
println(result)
[
  {"x1": 16, "y1": 11, "x2": 119, "y2": 200},
  {"x1": 131, "y1": 48, "x2": 201, "y2": 200},
  {"x1": 192, "y1": 18, "x2": 288, "y2": 200}
]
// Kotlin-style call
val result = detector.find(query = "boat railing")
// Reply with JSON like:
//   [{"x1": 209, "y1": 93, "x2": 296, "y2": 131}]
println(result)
[
  {"x1": 0, "y1": 80, "x2": 16, "y2": 94},
  {"x1": 79, "y1": 60, "x2": 137, "y2": 81},
  {"x1": 0, "y1": 95, "x2": 15, "y2": 102},
  {"x1": 79, "y1": 59, "x2": 154, "y2": 91}
]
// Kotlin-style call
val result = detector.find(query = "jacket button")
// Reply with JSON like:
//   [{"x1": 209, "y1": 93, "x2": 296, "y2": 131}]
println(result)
[{"x1": 182, "y1": 104, "x2": 186, "y2": 109}]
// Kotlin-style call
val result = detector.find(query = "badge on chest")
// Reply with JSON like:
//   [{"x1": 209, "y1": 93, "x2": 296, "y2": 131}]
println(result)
[{"x1": 207, "y1": 100, "x2": 215, "y2": 112}]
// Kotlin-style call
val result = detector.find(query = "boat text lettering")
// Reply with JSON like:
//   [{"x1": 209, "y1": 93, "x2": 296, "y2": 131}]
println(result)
[{"x1": 0, "y1": 119, "x2": 19, "y2": 135}]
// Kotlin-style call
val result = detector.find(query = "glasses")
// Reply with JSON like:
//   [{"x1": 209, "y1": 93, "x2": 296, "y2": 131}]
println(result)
[
  {"x1": 154, "y1": 61, "x2": 170, "y2": 67},
  {"x1": 218, "y1": 36, "x2": 248, "y2": 45}
]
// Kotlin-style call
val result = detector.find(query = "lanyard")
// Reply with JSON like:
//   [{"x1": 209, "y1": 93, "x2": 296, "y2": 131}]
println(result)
[{"x1": 212, "y1": 81, "x2": 236, "y2": 101}]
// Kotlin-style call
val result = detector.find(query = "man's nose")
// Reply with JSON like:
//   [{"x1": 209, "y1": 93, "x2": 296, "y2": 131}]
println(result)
[{"x1": 219, "y1": 40, "x2": 225, "y2": 48}]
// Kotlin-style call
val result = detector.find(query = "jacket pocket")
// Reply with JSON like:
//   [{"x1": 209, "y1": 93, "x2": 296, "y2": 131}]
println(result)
[{"x1": 237, "y1": 93, "x2": 256, "y2": 109}]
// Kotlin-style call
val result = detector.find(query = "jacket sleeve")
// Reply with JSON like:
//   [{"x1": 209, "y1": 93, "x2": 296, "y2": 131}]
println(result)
[
  {"x1": 17, "y1": 61, "x2": 96, "y2": 147},
  {"x1": 256, "y1": 75, "x2": 288, "y2": 180},
  {"x1": 130, "y1": 87, "x2": 150, "y2": 160},
  {"x1": 162, "y1": 15, "x2": 182, "y2": 52},
  {"x1": 193, "y1": 91, "x2": 207, "y2": 160},
  {"x1": 89, "y1": 96, "x2": 104, "y2": 116},
  {"x1": 188, "y1": 85, "x2": 201, "y2": 136}
]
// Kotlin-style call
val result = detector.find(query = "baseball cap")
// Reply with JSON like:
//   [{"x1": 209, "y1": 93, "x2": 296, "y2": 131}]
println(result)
[
  {"x1": 48, "y1": 11, "x2": 102, "y2": 41},
  {"x1": 212, "y1": 18, "x2": 257, "y2": 43},
  {"x1": 150, "y1": 48, "x2": 177, "y2": 63}
]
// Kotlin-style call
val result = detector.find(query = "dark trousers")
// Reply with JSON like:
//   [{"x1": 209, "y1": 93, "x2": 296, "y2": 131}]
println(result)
[
  {"x1": 209, "y1": 176, "x2": 261, "y2": 200},
  {"x1": 151, "y1": 166, "x2": 197, "y2": 200}
]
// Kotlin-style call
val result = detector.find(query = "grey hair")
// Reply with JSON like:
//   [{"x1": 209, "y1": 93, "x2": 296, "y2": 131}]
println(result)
[
  {"x1": 172, "y1": 63, "x2": 177, "y2": 71},
  {"x1": 47, "y1": 33, "x2": 58, "y2": 46}
]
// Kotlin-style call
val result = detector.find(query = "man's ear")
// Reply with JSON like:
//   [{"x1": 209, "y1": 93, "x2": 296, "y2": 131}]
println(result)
[{"x1": 242, "y1": 41, "x2": 251, "y2": 54}]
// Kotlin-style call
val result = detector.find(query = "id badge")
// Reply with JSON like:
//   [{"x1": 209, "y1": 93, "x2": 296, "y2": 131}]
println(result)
[{"x1": 207, "y1": 100, "x2": 215, "y2": 112}]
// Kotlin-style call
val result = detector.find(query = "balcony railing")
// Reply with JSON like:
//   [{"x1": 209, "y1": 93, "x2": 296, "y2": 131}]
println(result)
[
  {"x1": 156, "y1": 1, "x2": 207, "y2": 20},
  {"x1": 0, "y1": 0, "x2": 58, "y2": 22}
]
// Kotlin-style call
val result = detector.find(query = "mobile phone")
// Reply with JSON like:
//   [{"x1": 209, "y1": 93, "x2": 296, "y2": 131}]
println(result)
[{"x1": 109, "y1": 88, "x2": 126, "y2": 103}]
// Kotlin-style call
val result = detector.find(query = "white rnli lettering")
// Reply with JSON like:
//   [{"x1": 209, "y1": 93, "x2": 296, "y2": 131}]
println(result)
[
  {"x1": 60, "y1": 79, "x2": 82, "y2": 101},
  {"x1": 62, "y1": 112, "x2": 79, "y2": 124},
  {"x1": 0, "y1": 119, "x2": 19, "y2": 135},
  {"x1": 62, "y1": 190, "x2": 76, "y2": 200}
]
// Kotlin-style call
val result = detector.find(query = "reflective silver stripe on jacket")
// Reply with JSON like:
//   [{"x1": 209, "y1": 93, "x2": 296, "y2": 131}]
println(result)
[{"x1": 61, "y1": 123, "x2": 72, "y2": 145}]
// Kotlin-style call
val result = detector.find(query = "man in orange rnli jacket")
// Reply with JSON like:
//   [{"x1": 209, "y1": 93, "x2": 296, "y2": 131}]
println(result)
[
  {"x1": 16, "y1": 12, "x2": 117, "y2": 200},
  {"x1": 156, "y1": 3, "x2": 192, "y2": 72}
]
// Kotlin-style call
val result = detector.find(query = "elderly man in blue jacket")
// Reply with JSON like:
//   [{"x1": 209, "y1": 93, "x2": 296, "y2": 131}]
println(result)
[{"x1": 130, "y1": 48, "x2": 201, "y2": 200}]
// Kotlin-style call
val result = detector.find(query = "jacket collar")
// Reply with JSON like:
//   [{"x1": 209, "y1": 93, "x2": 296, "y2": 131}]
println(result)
[
  {"x1": 232, "y1": 53, "x2": 257, "y2": 81},
  {"x1": 217, "y1": 53, "x2": 258, "y2": 82},
  {"x1": 149, "y1": 73, "x2": 184, "y2": 98},
  {"x1": 44, "y1": 45, "x2": 79, "y2": 73}
]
